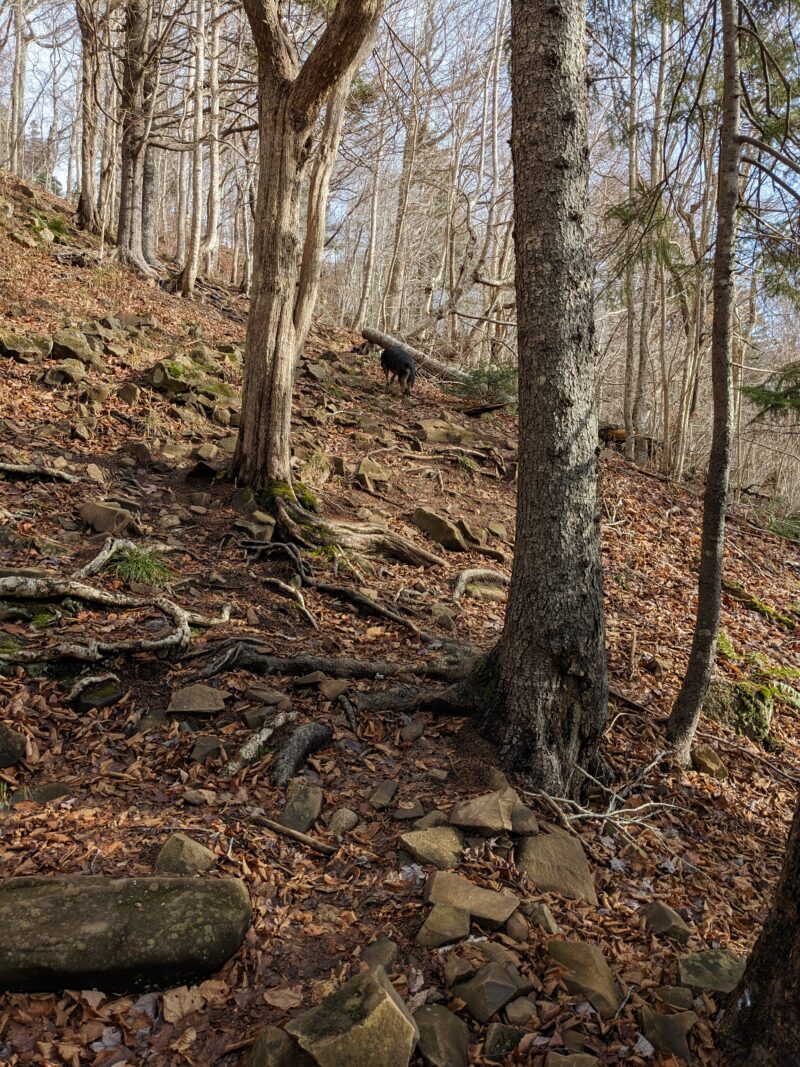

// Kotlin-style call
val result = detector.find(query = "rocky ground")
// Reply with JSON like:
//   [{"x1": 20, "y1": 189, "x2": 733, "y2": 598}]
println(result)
[{"x1": 0, "y1": 172, "x2": 799, "y2": 1066}]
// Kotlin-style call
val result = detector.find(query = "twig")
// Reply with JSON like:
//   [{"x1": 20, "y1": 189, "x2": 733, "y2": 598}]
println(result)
[
  {"x1": 250, "y1": 813, "x2": 337, "y2": 856},
  {"x1": 262, "y1": 577, "x2": 318, "y2": 629},
  {"x1": 0, "y1": 461, "x2": 81, "y2": 483}
]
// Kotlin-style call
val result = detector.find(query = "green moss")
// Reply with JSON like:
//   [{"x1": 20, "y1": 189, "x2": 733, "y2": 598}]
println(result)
[
  {"x1": 0, "y1": 634, "x2": 23, "y2": 654},
  {"x1": 732, "y1": 682, "x2": 774, "y2": 742},
  {"x1": 163, "y1": 360, "x2": 186, "y2": 379},
  {"x1": 198, "y1": 379, "x2": 237, "y2": 400},
  {"x1": 723, "y1": 579, "x2": 796, "y2": 630},
  {"x1": 717, "y1": 631, "x2": 739, "y2": 661},
  {"x1": 31, "y1": 608, "x2": 58, "y2": 630},
  {"x1": 294, "y1": 482, "x2": 319, "y2": 512}
]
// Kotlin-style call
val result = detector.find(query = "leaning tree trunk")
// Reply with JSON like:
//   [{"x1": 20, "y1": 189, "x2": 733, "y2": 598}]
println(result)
[
  {"x1": 666, "y1": 0, "x2": 740, "y2": 765},
  {"x1": 470, "y1": 0, "x2": 607, "y2": 794},
  {"x1": 720, "y1": 792, "x2": 800, "y2": 1062},
  {"x1": 233, "y1": 88, "x2": 304, "y2": 487}
]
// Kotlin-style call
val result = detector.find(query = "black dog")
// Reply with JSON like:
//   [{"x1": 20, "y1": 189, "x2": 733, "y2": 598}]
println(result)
[{"x1": 380, "y1": 345, "x2": 416, "y2": 396}]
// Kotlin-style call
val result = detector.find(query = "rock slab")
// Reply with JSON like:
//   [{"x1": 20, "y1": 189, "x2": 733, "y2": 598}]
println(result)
[
  {"x1": 516, "y1": 828, "x2": 598, "y2": 905},
  {"x1": 547, "y1": 941, "x2": 622, "y2": 1019},
  {"x1": 678, "y1": 949, "x2": 745, "y2": 994},
  {"x1": 285, "y1": 966, "x2": 419, "y2": 1067},
  {"x1": 0, "y1": 875, "x2": 251, "y2": 993},
  {"x1": 424, "y1": 871, "x2": 519, "y2": 928},
  {"x1": 414, "y1": 1003, "x2": 469, "y2": 1067}
]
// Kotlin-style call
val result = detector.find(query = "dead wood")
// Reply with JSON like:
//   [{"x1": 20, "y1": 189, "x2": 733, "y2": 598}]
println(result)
[
  {"x1": 220, "y1": 707, "x2": 298, "y2": 779},
  {"x1": 0, "y1": 461, "x2": 81, "y2": 483},
  {"x1": 361, "y1": 326, "x2": 470, "y2": 384},
  {"x1": 249, "y1": 813, "x2": 337, "y2": 856},
  {"x1": 453, "y1": 568, "x2": 510, "y2": 600},
  {"x1": 270, "y1": 722, "x2": 333, "y2": 786}
]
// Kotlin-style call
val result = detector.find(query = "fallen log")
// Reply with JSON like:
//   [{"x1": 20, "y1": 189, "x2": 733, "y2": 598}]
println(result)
[{"x1": 360, "y1": 327, "x2": 470, "y2": 384}]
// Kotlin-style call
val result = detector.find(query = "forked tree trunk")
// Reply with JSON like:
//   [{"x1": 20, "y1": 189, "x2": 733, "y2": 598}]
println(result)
[
  {"x1": 470, "y1": 0, "x2": 607, "y2": 794},
  {"x1": 666, "y1": 0, "x2": 740, "y2": 764},
  {"x1": 233, "y1": 91, "x2": 304, "y2": 486},
  {"x1": 720, "y1": 792, "x2": 800, "y2": 1062}
]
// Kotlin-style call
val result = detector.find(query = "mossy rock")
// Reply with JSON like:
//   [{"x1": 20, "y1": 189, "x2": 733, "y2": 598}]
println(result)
[{"x1": 704, "y1": 678, "x2": 774, "y2": 743}]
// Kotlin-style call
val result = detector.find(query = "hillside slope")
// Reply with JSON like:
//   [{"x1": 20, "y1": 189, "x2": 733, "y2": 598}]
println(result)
[{"x1": 0, "y1": 173, "x2": 799, "y2": 1066}]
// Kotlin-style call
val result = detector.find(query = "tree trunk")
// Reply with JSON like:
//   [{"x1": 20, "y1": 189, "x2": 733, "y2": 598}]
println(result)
[
  {"x1": 470, "y1": 0, "x2": 607, "y2": 794},
  {"x1": 720, "y1": 792, "x2": 800, "y2": 1063},
  {"x1": 233, "y1": 88, "x2": 304, "y2": 487},
  {"x1": 666, "y1": 0, "x2": 740, "y2": 764},
  {"x1": 76, "y1": 0, "x2": 101, "y2": 231},
  {"x1": 623, "y1": 0, "x2": 638, "y2": 462},
  {"x1": 201, "y1": 0, "x2": 221, "y2": 276},
  {"x1": 9, "y1": 0, "x2": 28, "y2": 175},
  {"x1": 181, "y1": 0, "x2": 206, "y2": 296},
  {"x1": 141, "y1": 143, "x2": 159, "y2": 265},
  {"x1": 116, "y1": 0, "x2": 153, "y2": 272}
]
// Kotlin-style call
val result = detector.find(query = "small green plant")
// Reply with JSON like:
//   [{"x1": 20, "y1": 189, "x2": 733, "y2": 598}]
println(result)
[
  {"x1": 31, "y1": 211, "x2": 70, "y2": 242},
  {"x1": 717, "y1": 630, "x2": 739, "y2": 661},
  {"x1": 446, "y1": 362, "x2": 518, "y2": 405},
  {"x1": 458, "y1": 454, "x2": 480, "y2": 472},
  {"x1": 112, "y1": 547, "x2": 171, "y2": 587}
]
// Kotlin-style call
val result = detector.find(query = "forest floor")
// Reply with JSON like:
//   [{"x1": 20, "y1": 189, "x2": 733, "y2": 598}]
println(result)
[{"x1": 0, "y1": 172, "x2": 799, "y2": 1067}]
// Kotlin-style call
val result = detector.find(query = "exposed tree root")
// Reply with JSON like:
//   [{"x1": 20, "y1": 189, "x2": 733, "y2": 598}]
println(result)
[
  {"x1": 0, "y1": 574, "x2": 232, "y2": 664},
  {"x1": 453, "y1": 568, "x2": 510, "y2": 600},
  {"x1": 220, "y1": 707, "x2": 298, "y2": 780},
  {"x1": 354, "y1": 684, "x2": 467, "y2": 716},
  {"x1": 0, "y1": 462, "x2": 81, "y2": 483},
  {"x1": 270, "y1": 722, "x2": 332, "y2": 786},
  {"x1": 194, "y1": 644, "x2": 471, "y2": 684},
  {"x1": 262, "y1": 577, "x2": 319, "y2": 629}
]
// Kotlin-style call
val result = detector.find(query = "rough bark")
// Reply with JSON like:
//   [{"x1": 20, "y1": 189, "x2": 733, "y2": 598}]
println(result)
[
  {"x1": 667, "y1": 0, "x2": 740, "y2": 764},
  {"x1": 181, "y1": 0, "x2": 206, "y2": 295},
  {"x1": 76, "y1": 0, "x2": 102, "y2": 231},
  {"x1": 116, "y1": 0, "x2": 154, "y2": 273},
  {"x1": 232, "y1": 0, "x2": 383, "y2": 490},
  {"x1": 719, "y1": 792, "x2": 800, "y2": 1063},
  {"x1": 469, "y1": 0, "x2": 607, "y2": 796}
]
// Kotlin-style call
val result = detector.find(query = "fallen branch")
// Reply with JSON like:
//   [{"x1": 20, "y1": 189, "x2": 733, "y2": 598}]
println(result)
[
  {"x1": 262, "y1": 577, "x2": 319, "y2": 629},
  {"x1": 453, "y1": 568, "x2": 510, "y2": 600},
  {"x1": 361, "y1": 326, "x2": 470, "y2": 384},
  {"x1": 270, "y1": 722, "x2": 332, "y2": 786},
  {"x1": 249, "y1": 813, "x2": 337, "y2": 856},
  {"x1": 0, "y1": 461, "x2": 81, "y2": 483},
  {"x1": 354, "y1": 684, "x2": 464, "y2": 716},
  {"x1": 220, "y1": 707, "x2": 298, "y2": 779}
]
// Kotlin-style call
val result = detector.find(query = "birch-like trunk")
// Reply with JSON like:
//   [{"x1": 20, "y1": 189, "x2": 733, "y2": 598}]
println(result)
[{"x1": 181, "y1": 0, "x2": 206, "y2": 295}]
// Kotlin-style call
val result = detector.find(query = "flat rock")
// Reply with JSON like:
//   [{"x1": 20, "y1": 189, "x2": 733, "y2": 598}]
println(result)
[
  {"x1": 639, "y1": 1005, "x2": 698, "y2": 1061},
  {"x1": 0, "y1": 875, "x2": 250, "y2": 992},
  {"x1": 484, "y1": 1022, "x2": 524, "y2": 1060},
  {"x1": 547, "y1": 941, "x2": 623, "y2": 1019},
  {"x1": 516, "y1": 828, "x2": 598, "y2": 905},
  {"x1": 285, "y1": 965, "x2": 418, "y2": 1067},
  {"x1": 411, "y1": 509, "x2": 466, "y2": 552},
  {"x1": 154, "y1": 833, "x2": 217, "y2": 875},
  {"x1": 416, "y1": 419, "x2": 472, "y2": 445},
  {"x1": 278, "y1": 781, "x2": 323, "y2": 833},
  {"x1": 318, "y1": 678, "x2": 350, "y2": 700},
  {"x1": 643, "y1": 901, "x2": 693, "y2": 943},
  {"x1": 0, "y1": 722, "x2": 26, "y2": 768},
  {"x1": 400, "y1": 722, "x2": 425, "y2": 742},
  {"x1": 424, "y1": 871, "x2": 519, "y2": 928},
  {"x1": 392, "y1": 798, "x2": 425, "y2": 821},
  {"x1": 452, "y1": 961, "x2": 519, "y2": 1023},
  {"x1": 414, "y1": 1003, "x2": 469, "y2": 1067},
  {"x1": 80, "y1": 501, "x2": 134, "y2": 535},
  {"x1": 505, "y1": 996, "x2": 537, "y2": 1027},
  {"x1": 369, "y1": 780, "x2": 398, "y2": 810},
  {"x1": 11, "y1": 782, "x2": 72, "y2": 806},
  {"x1": 416, "y1": 904, "x2": 470, "y2": 948},
  {"x1": 691, "y1": 744, "x2": 728, "y2": 779},
  {"x1": 527, "y1": 903, "x2": 560, "y2": 934},
  {"x1": 190, "y1": 735, "x2": 222, "y2": 763},
  {"x1": 400, "y1": 827, "x2": 463, "y2": 870},
  {"x1": 544, "y1": 1055, "x2": 600, "y2": 1067},
  {"x1": 654, "y1": 985, "x2": 694, "y2": 1010},
  {"x1": 510, "y1": 801, "x2": 539, "y2": 835},
  {"x1": 678, "y1": 949, "x2": 745, "y2": 994},
  {"x1": 167, "y1": 684, "x2": 229, "y2": 716},
  {"x1": 449, "y1": 789, "x2": 515, "y2": 835},
  {"x1": 361, "y1": 934, "x2": 398, "y2": 972},
  {"x1": 243, "y1": 1026, "x2": 316, "y2": 1067}
]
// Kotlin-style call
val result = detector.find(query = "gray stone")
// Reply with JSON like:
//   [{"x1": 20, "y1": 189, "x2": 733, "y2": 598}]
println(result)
[
  {"x1": 414, "y1": 1004, "x2": 469, "y2": 1067},
  {"x1": 415, "y1": 811, "x2": 449, "y2": 830},
  {"x1": 11, "y1": 782, "x2": 73, "y2": 806},
  {"x1": 654, "y1": 985, "x2": 694, "y2": 1010},
  {"x1": 285, "y1": 966, "x2": 418, "y2": 1067},
  {"x1": 400, "y1": 827, "x2": 463, "y2": 870},
  {"x1": 452, "y1": 962, "x2": 519, "y2": 1023},
  {"x1": 45, "y1": 358, "x2": 87, "y2": 385},
  {"x1": 243, "y1": 1026, "x2": 316, "y2": 1067},
  {"x1": 449, "y1": 789, "x2": 515, "y2": 835},
  {"x1": 356, "y1": 456, "x2": 391, "y2": 491},
  {"x1": 704, "y1": 678, "x2": 774, "y2": 743},
  {"x1": 74, "y1": 680, "x2": 123, "y2": 711},
  {"x1": 416, "y1": 904, "x2": 470, "y2": 948},
  {"x1": 416, "y1": 419, "x2": 472, "y2": 445},
  {"x1": 361, "y1": 934, "x2": 398, "y2": 972},
  {"x1": 510, "y1": 801, "x2": 539, "y2": 835},
  {"x1": 328, "y1": 808, "x2": 359, "y2": 834},
  {"x1": 443, "y1": 956, "x2": 475, "y2": 988},
  {"x1": 544, "y1": 1055, "x2": 599, "y2": 1067},
  {"x1": 483, "y1": 1023, "x2": 524, "y2": 1060},
  {"x1": 527, "y1": 903, "x2": 560, "y2": 934},
  {"x1": 0, "y1": 875, "x2": 250, "y2": 992},
  {"x1": 318, "y1": 678, "x2": 350, "y2": 701},
  {"x1": 505, "y1": 912, "x2": 530, "y2": 944},
  {"x1": 639, "y1": 1005, "x2": 698, "y2": 1061},
  {"x1": 154, "y1": 833, "x2": 216, "y2": 875},
  {"x1": 411, "y1": 509, "x2": 466, "y2": 551},
  {"x1": 51, "y1": 328, "x2": 92, "y2": 363},
  {"x1": 424, "y1": 871, "x2": 519, "y2": 928},
  {"x1": 464, "y1": 585, "x2": 507, "y2": 603},
  {"x1": 643, "y1": 901, "x2": 693, "y2": 944},
  {"x1": 516, "y1": 828, "x2": 598, "y2": 905},
  {"x1": 0, "y1": 328, "x2": 43, "y2": 363},
  {"x1": 80, "y1": 501, "x2": 134, "y2": 535},
  {"x1": 0, "y1": 723, "x2": 26, "y2": 768},
  {"x1": 167, "y1": 684, "x2": 229, "y2": 716},
  {"x1": 547, "y1": 941, "x2": 622, "y2": 1019},
  {"x1": 400, "y1": 722, "x2": 425, "y2": 742},
  {"x1": 116, "y1": 383, "x2": 140, "y2": 406},
  {"x1": 279, "y1": 781, "x2": 323, "y2": 833},
  {"x1": 393, "y1": 798, "x2": 425, "y2": 821},
  {"x1": 678, "y1": 949, "x2": 745, "y2": 994},
  {"x1": 369, "y1": 780, "x2": 398, "y2": 810},
  {"x1": 190, "y1": 735, "x2": 222, "y2": 763},
  {"x1": 505, "y1": 996, "x2": 537, "y2": 1027},
  {"x1": 246, "y1": 686, "x2": 289, "y2": 707}
]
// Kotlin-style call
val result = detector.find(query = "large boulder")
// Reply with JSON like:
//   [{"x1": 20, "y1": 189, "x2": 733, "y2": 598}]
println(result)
[
  {"x1": 0, "y1": 327, "x2": 45, "y2": 363},
  {"x1": 516, "y1": 827, "x2": 598, "y2": 905},
  {"x1": 677, "y1": 949, "x2": 745, "y2": 994},
  {"x1": 285, "y1": 966, "x2": 419, "y2": 1067},
  {"x1": 415, "y1": 419, "x2": 472, "y2": 445},
  {"x1": 703, "y1": 678, "x2": 774, "y2": 743},
  {"x1": 51, "y1": 327, "x2": 92, "y2": 363},
  {"x1": 244, "y1": 1027, "x2": 316, "y2": 1067},
  {"x1": 79, "y1": 501, "x2": 135, "y2": 535},
  {"x1": 0, "y1": 875, "x2": 251, "y2": 993}
]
